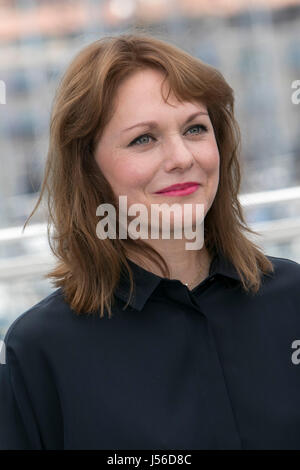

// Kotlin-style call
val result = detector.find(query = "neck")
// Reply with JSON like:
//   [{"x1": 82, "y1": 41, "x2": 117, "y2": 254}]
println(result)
[{"x1": 125, "y1": 238, "x2": 211, "y2": 287}]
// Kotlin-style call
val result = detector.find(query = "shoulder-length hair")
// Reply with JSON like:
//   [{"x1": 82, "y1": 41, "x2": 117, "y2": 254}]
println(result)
[{"x1": 24, "y1": 33, "x2": 274, "y2": 318}]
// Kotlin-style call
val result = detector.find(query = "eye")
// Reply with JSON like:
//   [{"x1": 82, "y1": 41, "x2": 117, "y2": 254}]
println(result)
[
  {"x1": 185, "y1": 124, "x2": 208, "y2": 136},
  {"x1": 128, "y1": 124, "x2": 208, "y2": 147},
  {"x1": 128, "y1": 134, "x2": 155, "y2": 147}
]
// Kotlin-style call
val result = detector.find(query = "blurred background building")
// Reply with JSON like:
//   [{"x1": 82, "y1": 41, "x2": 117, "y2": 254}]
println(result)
[{"x1": 0, "y1": 0, "x2": 300, "y2": 338}]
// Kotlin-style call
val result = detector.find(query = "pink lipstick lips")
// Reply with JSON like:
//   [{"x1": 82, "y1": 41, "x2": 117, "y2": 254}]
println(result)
[{"x1": 154, "y1": 182, "x2": 200, "y2": 196}]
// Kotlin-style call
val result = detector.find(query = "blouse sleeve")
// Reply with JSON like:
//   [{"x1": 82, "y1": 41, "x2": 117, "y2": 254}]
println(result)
[
  {"x1": 0, "y1": 310, "x2": 64, "y2": 450},
  {"x1": 0, "y1": 336, "x2": 42, "y2": 449}
]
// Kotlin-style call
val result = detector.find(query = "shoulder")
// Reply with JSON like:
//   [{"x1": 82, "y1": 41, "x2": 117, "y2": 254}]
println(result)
[
  {"x1": 262, "y1": 254, "x2": 300, "y2": 292},
  {"x1": 266, "y1": 254, "x2": 300, "y2": 275},
  {"x1": 3, "y1": 288, "x2": 72, "y2": 355}
]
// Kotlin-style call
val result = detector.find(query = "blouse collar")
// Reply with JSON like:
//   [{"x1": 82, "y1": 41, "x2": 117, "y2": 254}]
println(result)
[{"x1": 114, "y1": 251, "x2": 243, "y2": 311}]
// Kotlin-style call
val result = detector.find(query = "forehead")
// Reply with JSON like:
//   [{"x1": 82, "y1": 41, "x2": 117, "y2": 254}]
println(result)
[
  {"x1": 111, "y1": 68, "x2": 207, "y2": 121},
  {"x1": 116, "y1": 68, "x2": 167, "y2": 100}
]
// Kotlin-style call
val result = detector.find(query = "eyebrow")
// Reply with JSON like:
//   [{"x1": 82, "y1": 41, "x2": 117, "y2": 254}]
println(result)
[{"x1": 121, "y1": 111, "x2": 209, "y2": 133}]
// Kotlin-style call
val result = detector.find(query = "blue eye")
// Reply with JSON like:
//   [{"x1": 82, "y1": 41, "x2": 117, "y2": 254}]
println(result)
[
  {"x1": 129, "y1": 134, "x2": 154, "y2": 146},
  {"x1": 128, "y1": 123, "x2": 208, "y2": 147},
  {"x1": 185, "y1": 124, "x2": 208, "y2": 135}
]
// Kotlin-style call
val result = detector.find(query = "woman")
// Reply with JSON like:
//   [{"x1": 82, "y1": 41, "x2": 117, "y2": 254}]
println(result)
[{"x1": 1, "y1": 34, "x2": 300, "y2": 450}]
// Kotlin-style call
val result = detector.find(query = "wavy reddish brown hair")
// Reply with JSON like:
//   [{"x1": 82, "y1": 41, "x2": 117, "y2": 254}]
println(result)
[{"x1": 24, "y1": 33, "x2": 274, "y2": 317}]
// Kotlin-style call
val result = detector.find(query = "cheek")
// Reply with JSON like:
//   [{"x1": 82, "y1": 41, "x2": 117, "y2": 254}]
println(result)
[
  {"x1": 96, "y1": 151, "x2": 144, "y2": 187},
  {"x1": 113, "y1": 158, "x2": 155, "y2": 188},
  {"x1": 195, "y1": 141, "x2": 220, "y2": 174}
]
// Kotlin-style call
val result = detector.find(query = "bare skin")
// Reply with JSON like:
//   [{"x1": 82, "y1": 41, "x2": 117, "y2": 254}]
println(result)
[{"x1": 94, "y1": 68, "x2": 220, "y2": 289}]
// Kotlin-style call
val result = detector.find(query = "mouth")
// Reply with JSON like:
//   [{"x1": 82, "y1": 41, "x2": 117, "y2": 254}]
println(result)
[{"x1": 154, "y1": 184, "x2": 200, "y2": 197}]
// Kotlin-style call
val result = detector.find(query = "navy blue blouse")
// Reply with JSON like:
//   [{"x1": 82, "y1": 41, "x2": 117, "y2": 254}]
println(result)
[{"x1": 1, "y1": 252, "x2": 300, "y2": 449}]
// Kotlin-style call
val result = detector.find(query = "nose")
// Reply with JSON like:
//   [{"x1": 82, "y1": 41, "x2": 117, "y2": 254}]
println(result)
[{"x1": 162, "y1": 134, "x2": 194, "y2": 171}]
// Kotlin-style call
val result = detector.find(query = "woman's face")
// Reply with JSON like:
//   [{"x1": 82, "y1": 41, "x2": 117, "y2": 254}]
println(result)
[{"x1": 94, "y1": 67, "x2": 220, "y2": 235}]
